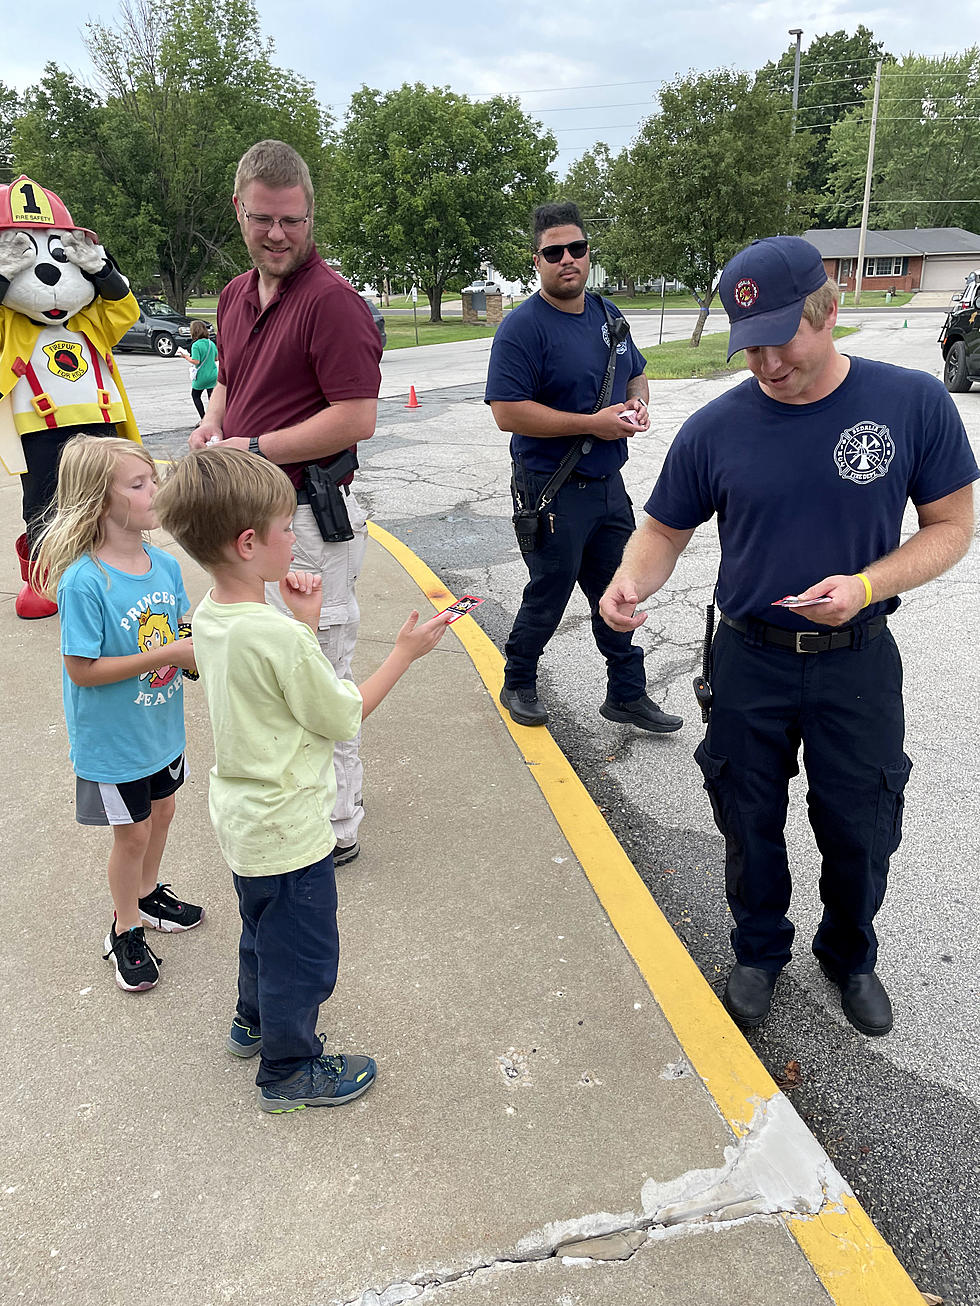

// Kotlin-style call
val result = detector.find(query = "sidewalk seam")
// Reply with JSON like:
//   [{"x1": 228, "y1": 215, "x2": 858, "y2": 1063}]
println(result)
[{"x1": 366, "y1": 520, "x2": 923, "y2": 1306}]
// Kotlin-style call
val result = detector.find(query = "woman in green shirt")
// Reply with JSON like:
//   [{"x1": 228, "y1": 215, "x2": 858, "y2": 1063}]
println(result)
[{"x1": 189, "y1": 320, "x2": 218, "y2": 420}]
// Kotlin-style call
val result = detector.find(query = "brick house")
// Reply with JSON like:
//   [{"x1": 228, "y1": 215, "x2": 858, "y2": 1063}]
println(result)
[{"x1": 805, "y1": 228, "x2": 980, "y2": 294}]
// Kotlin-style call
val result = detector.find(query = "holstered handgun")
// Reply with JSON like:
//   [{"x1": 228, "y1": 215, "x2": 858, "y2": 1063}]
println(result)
[{"x1": 303, "y1": 449, "x2": 358, "y2": 542}]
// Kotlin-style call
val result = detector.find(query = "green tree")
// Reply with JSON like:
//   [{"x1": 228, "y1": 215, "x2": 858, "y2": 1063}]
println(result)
[
  {"x1": 13, "y1": 0, "x2": 329, "y2": 311},
  {"x1": 825, "y1": 48, "x2": 980, "y2": 231},
  {"x1": 609, "y1": 68, "x2": 812, "y2": 344},
  {"x1": 332, "y1": 83, "x2": 556, "y2": 322},
  {"x1": 758, "y1": 26, "x2": 888, "y2": 213},
  {"x1": 0, "y1": 81, "x2": 21, "y2": 184},
  {"x1": 560, "y1": 143, "x2": 638, "y2": 288}
]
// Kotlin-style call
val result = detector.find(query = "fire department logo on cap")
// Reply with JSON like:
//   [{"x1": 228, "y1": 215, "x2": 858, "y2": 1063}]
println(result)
[
  {"x1": 733, "y1": 278, "x2": 759, "y2": 309},
  {"x1": 834, "y1": 421, "x2": 895, "y2": 485}
]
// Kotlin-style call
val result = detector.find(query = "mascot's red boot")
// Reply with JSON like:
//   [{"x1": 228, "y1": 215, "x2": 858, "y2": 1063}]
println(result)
[{"x1": 14, "y1": 532, "x2": 57, "y2": 619}]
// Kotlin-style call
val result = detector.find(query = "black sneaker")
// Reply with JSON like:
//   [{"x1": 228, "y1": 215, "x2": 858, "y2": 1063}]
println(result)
[
  {"x1": 258, "y1": 1037, "x2": 377, "y2": 1113},
  {"x1": 499, "y1": 684, "x2": 548, "y2": 727},
  {"x1": 599, "y1": 693, "x2": 683, "y2": 733},
  {"x1": 333, "y1": 841, "x2": 360, "y2": 867},
  {"x1": 138, "y1": 882, "x2": 204, "y2": 933},
  {"x1": 102, "y1": 921, "x2": 161, "y2": 992}
]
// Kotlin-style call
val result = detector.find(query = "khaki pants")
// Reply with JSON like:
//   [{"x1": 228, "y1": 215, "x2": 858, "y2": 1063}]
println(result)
[{"x1": 265, "y1": 492, "x2": 368, "y2": 845}]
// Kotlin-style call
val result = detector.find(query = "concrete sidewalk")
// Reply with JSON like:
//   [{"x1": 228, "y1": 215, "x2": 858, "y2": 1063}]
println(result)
[{"x1": 1, "y1": 472, "x2": 921, "y2": 1305}]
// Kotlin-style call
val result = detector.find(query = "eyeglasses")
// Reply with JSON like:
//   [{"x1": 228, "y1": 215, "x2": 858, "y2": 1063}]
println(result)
[
  {"x1": 239, "y1": 203, "x2": 310, "y2": 232},
  {"x1": 536, "y1": 240, "x2": 589, "y2": 263}
]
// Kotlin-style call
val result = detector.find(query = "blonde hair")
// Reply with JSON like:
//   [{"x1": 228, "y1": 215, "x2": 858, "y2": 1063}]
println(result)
[
  {"x1": 234, "y1": 140, "x2": 314, "y2": 209},
  {"x1": 154, "y1": 447, "x2": 296, "y2": 569},
  {"x1": 33, "y1": 436, "x2": 156, "y2": 598},
  {"x1": 801, "y1": 279, "x2": 840, "y2": 328}
]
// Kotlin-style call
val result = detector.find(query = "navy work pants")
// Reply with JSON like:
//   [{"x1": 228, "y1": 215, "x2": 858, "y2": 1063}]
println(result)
[
  {"x1": 233, "y1": 853, "x2": 339, "y2": 1086},
  {"x1": 695, "y1": 621, "x2": 912, "y2": 976},
  {"x1": 505, "y1": 466, "x2": 645, "y2": 701}
]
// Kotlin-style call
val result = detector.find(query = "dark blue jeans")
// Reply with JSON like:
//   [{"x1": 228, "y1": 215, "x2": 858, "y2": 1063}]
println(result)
[
  {"x1": 505, "y1": 466, "x2": 645, "y2": 701},
  {"x1": 233, "y1": 854, "x2": 339, "y2": 1086},
  {"x1": 695, "y1": 621, "x2": 912, "y2": 976}
]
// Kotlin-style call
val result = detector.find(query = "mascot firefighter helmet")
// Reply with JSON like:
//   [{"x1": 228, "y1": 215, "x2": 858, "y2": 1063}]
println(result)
[{"x1": 0, "y1": 176, "x2": 98, "y2": 243}]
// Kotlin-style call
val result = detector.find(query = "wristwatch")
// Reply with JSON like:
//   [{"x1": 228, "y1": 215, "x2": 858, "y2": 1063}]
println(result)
[{"x1": 248, "y1": 435, "x2": 265, "y2": 458}]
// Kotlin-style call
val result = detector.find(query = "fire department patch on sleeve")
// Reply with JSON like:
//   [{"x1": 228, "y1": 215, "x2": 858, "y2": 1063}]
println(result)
[{"x1": 43, "y1": 340, "x2": 89, "y2": 381}]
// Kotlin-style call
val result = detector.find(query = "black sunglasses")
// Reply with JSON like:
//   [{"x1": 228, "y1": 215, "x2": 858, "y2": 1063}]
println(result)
[{"x1": 536, "y1": 240, "x2": 589, "y2": 263}]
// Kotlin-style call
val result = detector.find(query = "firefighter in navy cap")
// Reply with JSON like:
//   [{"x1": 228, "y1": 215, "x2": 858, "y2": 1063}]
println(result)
[
  {"x1": 0, "y1": 175, "x2": 140, "y2": 618},
  {"x1": 600, "y1": 235, "x2": 978, "y2": 1037}
]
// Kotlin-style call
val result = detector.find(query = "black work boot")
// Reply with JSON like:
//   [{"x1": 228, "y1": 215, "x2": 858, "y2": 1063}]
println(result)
[
  {"x1": 499, "y1": 684, "x2": 548, "y2": 727},
  {"x1": 723, "y1": 964, "x2": 780, "y2": 1028},
  {"x1": 820, "y1": 964, "x2": 893, "y2": 1036},
  {"x1": 599, "y1": 693, "x2": 683, "y2": 733}
]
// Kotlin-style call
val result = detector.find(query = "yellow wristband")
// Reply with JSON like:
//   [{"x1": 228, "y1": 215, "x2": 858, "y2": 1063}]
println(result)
[{"x1": 856, "y1": 572, "x2": 873, "y2": 609}]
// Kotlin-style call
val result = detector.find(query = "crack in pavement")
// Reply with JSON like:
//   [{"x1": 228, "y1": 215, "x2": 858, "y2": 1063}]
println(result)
[{"x1": 332, "y1": 1095, "x2": 846, "y2": 1305}]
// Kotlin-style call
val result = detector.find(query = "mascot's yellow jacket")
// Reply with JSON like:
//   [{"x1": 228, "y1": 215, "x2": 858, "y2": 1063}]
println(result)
[{"x1": 0, "y1": 293, "x2": 140, "y2": 475}]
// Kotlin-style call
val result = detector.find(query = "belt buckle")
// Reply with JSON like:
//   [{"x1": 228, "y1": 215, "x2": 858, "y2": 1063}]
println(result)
[{"x1": 795, "y1": 630, "x2": 820, "y2": 653}]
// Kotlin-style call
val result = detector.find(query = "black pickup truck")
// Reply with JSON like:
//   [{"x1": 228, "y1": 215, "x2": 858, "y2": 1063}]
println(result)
[{"x1": 940, "y1": 273, "x2": 980, "y2": 392}]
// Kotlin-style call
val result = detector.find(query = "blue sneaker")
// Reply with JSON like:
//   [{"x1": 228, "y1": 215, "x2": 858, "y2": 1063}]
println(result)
[
  {"x1": 258, "y1": 1038, "x2": 377, "y2": 1113},
  {"x1": 227, "y1": 1016, "x2": 262, "y2": 1058}
]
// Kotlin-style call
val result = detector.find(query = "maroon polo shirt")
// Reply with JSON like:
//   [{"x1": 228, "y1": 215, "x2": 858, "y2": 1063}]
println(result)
[{"x1": 216, "y1": 246, "x2": 382, "y2": 487}]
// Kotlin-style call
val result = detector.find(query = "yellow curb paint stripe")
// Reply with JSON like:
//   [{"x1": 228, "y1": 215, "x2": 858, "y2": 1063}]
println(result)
[{"x1": 366, "y1": 520, "x2": 922, "y2": 1305}]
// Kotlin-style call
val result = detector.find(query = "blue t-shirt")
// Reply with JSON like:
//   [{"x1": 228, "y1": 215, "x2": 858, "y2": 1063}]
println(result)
[
  {"x1": 645, "y1": 356, "x2": 979, "y2": 628},
  {"x1": 484, "y1": 292, "x2": 647, "y2": 478},
  {"x1": 58, "y1": 546, "x2": 190, "y2": 782}
]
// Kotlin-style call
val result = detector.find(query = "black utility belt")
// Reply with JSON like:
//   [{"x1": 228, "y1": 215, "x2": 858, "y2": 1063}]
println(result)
[{"x1": 719, "y1": 610, "x2": 887, "y2": 654}]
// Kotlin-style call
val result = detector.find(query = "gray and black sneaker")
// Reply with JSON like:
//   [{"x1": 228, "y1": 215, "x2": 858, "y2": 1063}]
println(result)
[
  {"x1": 258, "y1": 1037, "x2": 377, "y2": 1113},
  {"x1": 227, "y1": 1016, "x2": 262, "y2": 1058},
  {"x1": 333, "y1": 841, "x2": 360, "y2": 867},
  {"x1": 102, "y1": 920, "x2": 161, "y2": 992}
]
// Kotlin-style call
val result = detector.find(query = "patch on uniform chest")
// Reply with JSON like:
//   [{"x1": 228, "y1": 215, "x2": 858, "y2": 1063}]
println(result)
[
  {"x1": 834, "y1": 421, "x2": 895, "y2": 485},
  {"x1": 42, "y1": 339, "x2": 89, "y2": 382}
]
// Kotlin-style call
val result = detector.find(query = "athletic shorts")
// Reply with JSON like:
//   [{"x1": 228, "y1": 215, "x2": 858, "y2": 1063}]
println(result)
[{"x1": 75, "y1": 755, "x2": 187, "y2": 827}]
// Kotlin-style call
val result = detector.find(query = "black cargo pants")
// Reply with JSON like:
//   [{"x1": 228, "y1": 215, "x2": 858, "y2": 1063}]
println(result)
[{"x1": 695, "y1": 619, "x2": 912, "y2": 977}]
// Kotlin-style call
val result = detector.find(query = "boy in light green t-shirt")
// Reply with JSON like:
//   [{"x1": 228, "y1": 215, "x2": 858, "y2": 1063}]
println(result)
[{"x1": 155, "y1": 447, "x2": 450, "y2": 1113}]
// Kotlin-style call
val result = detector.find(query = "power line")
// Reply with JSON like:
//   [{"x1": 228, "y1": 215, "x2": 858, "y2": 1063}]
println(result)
[{"x1": 530, "y1": 101, "x2": 654, "y2": 114}]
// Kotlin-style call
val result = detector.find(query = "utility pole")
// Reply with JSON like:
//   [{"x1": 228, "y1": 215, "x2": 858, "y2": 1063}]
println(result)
[
  {"x1": 789, "y1": 28, "x2": 803, "y2": 127},
  {"x1": 786, "y1": 28, "x2": 803, "y2": 198},
  {"x1": 854, "y1": 59, "x2": 883, "y2": 307}
]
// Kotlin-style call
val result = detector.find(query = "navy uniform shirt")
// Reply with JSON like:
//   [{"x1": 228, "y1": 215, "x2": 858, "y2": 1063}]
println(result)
[
  {"x1": 646, "y1": 356, "x2": 979, "y2": 628},
  {"x1": 485, "y1": 292, "x2": 647, "y2": 479}
]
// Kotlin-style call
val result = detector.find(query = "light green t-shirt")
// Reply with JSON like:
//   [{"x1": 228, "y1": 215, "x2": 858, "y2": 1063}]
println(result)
[{"x1": 192, "y1": 593, "x2": 362, "y2": 876}]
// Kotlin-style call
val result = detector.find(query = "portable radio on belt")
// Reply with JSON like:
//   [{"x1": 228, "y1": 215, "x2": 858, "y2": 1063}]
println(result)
[{"x1": 693, "y1": 598, "x2": 715, "y2": 723}]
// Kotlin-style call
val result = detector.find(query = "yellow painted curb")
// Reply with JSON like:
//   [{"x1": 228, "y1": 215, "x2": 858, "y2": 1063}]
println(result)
[{"x1": 367, "y1": 519, "x2": 923, "y2": 1306}]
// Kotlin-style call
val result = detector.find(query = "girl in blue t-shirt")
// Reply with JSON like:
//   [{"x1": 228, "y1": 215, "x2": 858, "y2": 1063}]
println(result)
[{"x1": 35, "y1": 436, "x2": 204, "y2": 994}]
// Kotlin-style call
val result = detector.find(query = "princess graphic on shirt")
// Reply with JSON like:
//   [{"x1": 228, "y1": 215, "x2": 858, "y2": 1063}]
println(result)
[{"x1": 137, "y1": 609, "x2": 179, "y2": 687}]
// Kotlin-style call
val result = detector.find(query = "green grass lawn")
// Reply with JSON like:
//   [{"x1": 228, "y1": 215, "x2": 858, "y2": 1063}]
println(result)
[
  {"x1": 837, "y1": 290, "x2": 913, "y2": 308},
  {"x1": 640, "y1": 325, "x2": 859, "y2": 380},
  {"x1": 383, "y1": 319, "x2": 500, "y2": 349}
]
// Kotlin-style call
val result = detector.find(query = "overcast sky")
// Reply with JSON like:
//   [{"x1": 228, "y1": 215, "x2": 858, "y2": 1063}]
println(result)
[{"x1": 4, "y1": 0, "x2": 979, "y2": 172}]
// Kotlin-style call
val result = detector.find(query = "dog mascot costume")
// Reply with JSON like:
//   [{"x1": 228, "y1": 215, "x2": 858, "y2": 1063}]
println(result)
[{"x1": 0, "y1": 175, "x2": 140, "y2": 618}]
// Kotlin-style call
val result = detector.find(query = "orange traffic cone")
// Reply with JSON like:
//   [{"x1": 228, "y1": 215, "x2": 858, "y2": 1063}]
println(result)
[{"x1": 404, "y1": 385, "x2": 421, "y2": 409}]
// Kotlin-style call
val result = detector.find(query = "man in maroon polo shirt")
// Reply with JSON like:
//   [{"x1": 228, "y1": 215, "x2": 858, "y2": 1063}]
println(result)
[{"x1": 190, "y1": 139, "x2": 382, "y2": 866}]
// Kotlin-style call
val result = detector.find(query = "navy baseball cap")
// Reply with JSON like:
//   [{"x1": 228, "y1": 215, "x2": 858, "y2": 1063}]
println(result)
[{"x1": 719, "y1": 236, "x2": 828, "y2": 361}]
